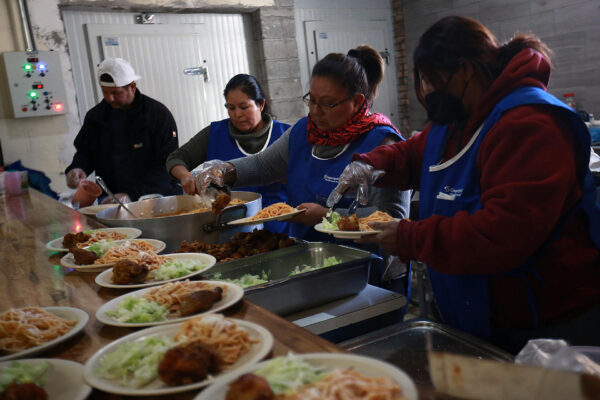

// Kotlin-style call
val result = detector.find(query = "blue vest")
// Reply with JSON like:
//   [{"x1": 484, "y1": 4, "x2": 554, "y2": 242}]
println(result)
[
  {"x1": 206, "y1": 118, "x2": 290, "y2": 233},
  {"x1": 419, "y1": 86, "x2": 600, "y2": 340},
  {"x1": 286, "y1": 117, "x2": 401, "y2": 241}
]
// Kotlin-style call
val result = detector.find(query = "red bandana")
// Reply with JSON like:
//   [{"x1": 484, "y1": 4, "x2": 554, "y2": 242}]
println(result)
[{"x1": 306, "y1": 102, "x2": 400, "y2": 147}]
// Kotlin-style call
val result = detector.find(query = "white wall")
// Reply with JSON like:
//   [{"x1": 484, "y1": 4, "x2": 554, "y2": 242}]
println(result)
[{"x1": 0, "y1": 0, "x2": 274, "y2": 195}]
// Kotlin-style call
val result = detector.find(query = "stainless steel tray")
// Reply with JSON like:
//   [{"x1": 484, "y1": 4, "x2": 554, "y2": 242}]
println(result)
[
  {"x1": 203, "y1": 242, "x2": 381, "y2": 316},
  {"x1": 340, "y1": 319, "x2": 513, "y2": 387}
]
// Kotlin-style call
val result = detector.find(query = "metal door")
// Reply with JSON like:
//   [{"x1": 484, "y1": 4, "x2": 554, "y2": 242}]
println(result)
[
  {"x1": 304, "y1": 20, "x2": 398, "y2": 127},
  {"x1": 85, "y1": 24, "x2": 219, "y2": 145}
]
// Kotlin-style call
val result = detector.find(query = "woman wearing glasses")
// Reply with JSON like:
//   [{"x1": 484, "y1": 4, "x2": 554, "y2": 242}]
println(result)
[
  {"x1": 166, "y1": 74, "x2": 290, "y2": 233},
  {"x1": 195, "y1": 45, "x2": 410, "y2": 242}
]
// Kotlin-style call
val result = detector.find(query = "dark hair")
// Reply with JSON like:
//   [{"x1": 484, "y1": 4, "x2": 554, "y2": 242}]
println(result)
[
  {"x1": 413, "y1": 15, "x2": 552, "y2": 103},
  {"x1": 311, "y1": 44, "x2": 384, "y2": 106},
  {"x1": 99, "y1": 73, "x2": 133, "y2": 89},
  {"x1": 223, "y1": 74, "x2": 270, "y2": 117}
]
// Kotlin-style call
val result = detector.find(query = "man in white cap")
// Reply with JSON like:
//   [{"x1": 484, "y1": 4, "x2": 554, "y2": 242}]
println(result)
[{"x1": 65, "y1": 58, "x2": 181, "y2": 203}]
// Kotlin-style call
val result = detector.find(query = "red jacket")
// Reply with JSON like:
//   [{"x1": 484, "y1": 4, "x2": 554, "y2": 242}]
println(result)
[{"x1": 356, "y1": 49, "x2": 600, "y2": 328}]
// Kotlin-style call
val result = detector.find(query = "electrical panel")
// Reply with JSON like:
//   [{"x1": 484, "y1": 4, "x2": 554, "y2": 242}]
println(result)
[{"x1": 2, "y1": 51, "x2": 67, "y2": 118}]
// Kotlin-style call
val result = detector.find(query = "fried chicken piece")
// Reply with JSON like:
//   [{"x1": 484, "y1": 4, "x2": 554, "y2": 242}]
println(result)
[
  {"x1": 158, "y1": 341, "x2": 219, "y2": 386},
  {"x1": 0, "y1": 383, "x2": 47, "y2": 400},
  {"x1": 70, "y1": 247, "x2": 98, "y2": 265},
  {"x1": 179, "y1": 287, "x2": 223, "y2": 316},
  {"x1": 111, "y1": 259, "x2": 149, "y2": 284},
  {"x1": 338, "y1": 214, "x2": 360, "y2": 231},
  {"x1": 225, "y1": 373, "x2": 274, "y2": 400},
  {"x1": 62, "y1": 232, "x2": 91, "y2": 248},
  {"x1": 212, "y1": 192, "x2": 231, "y2": 215},
  {"x1": 176, "y1": 229, "x2": 298, "y2": 263}
]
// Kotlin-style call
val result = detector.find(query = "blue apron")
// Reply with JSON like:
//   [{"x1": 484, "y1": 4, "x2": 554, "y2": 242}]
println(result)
[
  {"x1": 419, "y1": 86, "x2": 600, "y2": 340},
  {"x1": 286, "y1": 117, "x2": 401, "y2": 241},
  {"x1": 206, "y1": 118, "x2": 290, "y2": 233}
]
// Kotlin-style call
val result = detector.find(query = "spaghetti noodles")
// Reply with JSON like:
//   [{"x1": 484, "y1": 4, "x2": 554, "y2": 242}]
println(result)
[
  {"x1": 358, "y1": 211, "x2": 396, "y2": 231},
  {"x1": 173, "y1": 314, "x2": 256, "y2": 365},
  {"x1": 153, "y1": 198, "x2": 246, "y2": 218},
  {"x1": 78, "y1": 231, "x2": 127, "y2": 247},
  {"x1": 281, "y1": 369, "x2": 405, "y2": 400},
  {"x1": 0, "y1": 307, "x2": 77, "y2": 352},
  {"x1": 248, "y1": 203, "x2": 296, "y2": 221},
  {"x1": 141, "y1": 280, "x2": 226, "y2": 314},
  {"x1": 94, "y1": 240, "x2": 167, "y2": 267}
]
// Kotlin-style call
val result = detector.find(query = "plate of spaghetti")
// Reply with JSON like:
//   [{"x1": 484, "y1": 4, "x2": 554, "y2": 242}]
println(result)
[
  {"x1": 60, "y1": 238, "x2": 166, "y2": 272},
  {"x1": 315, "y1": 210, "x2": 399, "y2": 239},
  {"x1": 0, "y1": 307, "x2": 89, "y2": 361},
  {"x1": 96, "y1": 280, "x2": 243, "y2": 327},
  {"x1": 227, "y1": 202, "x2": 305, "y2": 226},
  {"x1": 194, "y1": 352, "x2": 417, "y2": 400},
  {"x1": 94, "y1": 252, "x2": 217, "y2": 289},
  {"x1": 46, "y1": 227, "x2": 142, "y2": 252},
  {"x1": 83, "y1": 314, "x2": 273, "y2": 396}
]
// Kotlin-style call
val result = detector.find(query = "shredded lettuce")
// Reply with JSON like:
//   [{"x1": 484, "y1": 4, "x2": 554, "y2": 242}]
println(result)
[
  {"x1": 96, "y1": 336, "x2": 173, "y2": 387},
  {"x1": 86, "y1": 239, "x2": 117, "y2": 256},
  {"x1": 253, "y1": 354, "x2": 328, "y2": 395},
  {"x1": 0, "y1": 361, "x2": 49, "y2": 391},
  {"x1": 289, "y1": 256, "x2": 342, "y2": 276},
  {"x1": 321, "y1": 211, "x2": 341, "y2": 230},
  {"x1": 213, "y1": 271, "x2": 269, "y2": 288},
  {"x1": 148, "y1": 259, "x2": 207, "y2": 281},
  {"x1": 105, "y1": 296, "x2": 168, "y2": 323}
]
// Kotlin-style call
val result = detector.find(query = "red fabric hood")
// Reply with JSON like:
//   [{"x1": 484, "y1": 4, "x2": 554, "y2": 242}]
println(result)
[{"x1": 463, "y1": 48, "x2": 552, "y2": 136}]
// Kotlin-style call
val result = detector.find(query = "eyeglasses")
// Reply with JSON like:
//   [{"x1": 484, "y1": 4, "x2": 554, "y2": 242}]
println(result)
[{"x1": 302, "y1": 92, "x2": 352, "y2": 111}]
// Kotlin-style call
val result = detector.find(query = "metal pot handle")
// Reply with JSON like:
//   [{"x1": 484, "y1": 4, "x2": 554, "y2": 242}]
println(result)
[{"x1": 202, "y1": 203, "x2": 248, "y2": 233}]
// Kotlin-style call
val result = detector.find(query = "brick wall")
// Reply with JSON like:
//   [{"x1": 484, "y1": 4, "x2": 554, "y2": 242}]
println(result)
[
  {"x1": 253, "y1": 0, "x2": 305, "y2": 125},
  {"x1": 391, "y1": 0, "x2": 411, "y2": 135}
]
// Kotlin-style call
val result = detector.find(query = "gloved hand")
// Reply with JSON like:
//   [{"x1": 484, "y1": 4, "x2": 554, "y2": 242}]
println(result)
[
  {"x1": 66, "y1": 168, "x2": 87, "y2": 189},
  {"x1": 326, "y1": 161, "x2": 385, "y2": 207},
  {"x1": 101, "y1": 192, "x2": 131, "y2": 205},
  {"x1": 194, "y1": 160, "x2": 235, "y2": 195}
]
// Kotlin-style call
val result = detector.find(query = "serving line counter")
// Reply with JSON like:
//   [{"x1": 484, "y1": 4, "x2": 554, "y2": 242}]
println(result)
[{"x1": 1, "y1": 188, "x2": 509, "y2": 399}]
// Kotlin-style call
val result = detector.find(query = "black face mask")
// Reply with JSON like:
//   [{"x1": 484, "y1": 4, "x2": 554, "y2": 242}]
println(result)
[{"x1": 424, "y1": 73, "x2": 470, "y2": 125}]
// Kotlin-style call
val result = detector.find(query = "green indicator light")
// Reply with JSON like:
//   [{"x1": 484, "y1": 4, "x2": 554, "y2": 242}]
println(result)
[
  {"x1": 29, "y1": 91, "x2": 37, "y2": 98},
  {"x1": 24, "y1": 63, "x2": 32, "y2": 71}
]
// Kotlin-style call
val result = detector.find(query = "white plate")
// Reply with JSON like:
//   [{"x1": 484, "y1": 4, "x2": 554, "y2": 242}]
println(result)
[
  {"x1": 77, "y1": 204, "x2": 119, "y2": 216},
  {"x1": 227, "y1": 208, "x2": 305, "y2": 226},
  {"x1": 195, "y1": 353, "x2": 418, "y2": 400},
  {"x1": 60, "y1": 238, "x2": 166, "y2": 272},
  {"x1": 83, "y1": 317, "x2": 273, "y2": 396},
  {"x1": 314, "y1": 222, "x2": 380, "y2": 239},
  {"x1": 46, "y1": 227, "x2": 143, "y2": 252},
  {"x1": 95, "y1": 253, "x2": 217, "y2": 289},
  {"x1": 96, "y1": 280, "x2": 244, "y2": 327},
  {"x1": 0, "y1": 358, "x2": 92, "y2": 400},
  {"x1": 0, "y1": 307, "x2": 89, "y2": 362}
]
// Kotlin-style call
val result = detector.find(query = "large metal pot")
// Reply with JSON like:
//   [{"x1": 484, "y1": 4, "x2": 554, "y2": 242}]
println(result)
[{"x1": 96, "y1": 191, "x2": 262, "y2": 252}]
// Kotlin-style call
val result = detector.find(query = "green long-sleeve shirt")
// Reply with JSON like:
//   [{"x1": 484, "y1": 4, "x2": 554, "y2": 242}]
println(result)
[{"x1": 165, "y1": 115, "x2": 274, "y2": 174}]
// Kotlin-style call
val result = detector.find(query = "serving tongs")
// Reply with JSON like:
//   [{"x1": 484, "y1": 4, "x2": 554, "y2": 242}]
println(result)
[
  {"x1": 192, "y1": 182, "x2": 232, "y2": 209},
  {"x1": 326, "y1": 187, "x2": 359, "y2": 222},
  {"x1": 95, "y1": 176, "x2": 137, "y2": 219}
]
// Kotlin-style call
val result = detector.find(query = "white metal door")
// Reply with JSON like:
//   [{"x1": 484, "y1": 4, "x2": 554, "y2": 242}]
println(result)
[
  {"x1": 85, "y1": 24, "x2": 215, "y2": 145},
  {"x1": 304, "y1": 20, "x2": 398, "y2": 127}
]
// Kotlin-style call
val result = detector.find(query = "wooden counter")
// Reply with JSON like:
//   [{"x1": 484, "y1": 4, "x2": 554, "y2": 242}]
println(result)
[
  {"x1": 0, "y1": 189, "x2": 342, "y2": 399},
  {"x1": 1, "y1": 189, "x2": 451, "y2": 400}
]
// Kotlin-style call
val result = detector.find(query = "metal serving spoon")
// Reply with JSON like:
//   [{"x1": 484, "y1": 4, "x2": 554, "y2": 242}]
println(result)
[{"x1": 95, "y1": 176, "x2": 137, "y2": 218}]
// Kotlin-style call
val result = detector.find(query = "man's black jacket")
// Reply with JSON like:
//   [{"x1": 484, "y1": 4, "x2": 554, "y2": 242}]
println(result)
[{"x1": 66, "y1": 90, "x2": 182, "y2": 200}]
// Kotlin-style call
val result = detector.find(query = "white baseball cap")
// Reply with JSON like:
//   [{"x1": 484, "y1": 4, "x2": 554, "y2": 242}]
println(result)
[{"x1": 98, "y1": 58, "x2": 141, "y2": 87}]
